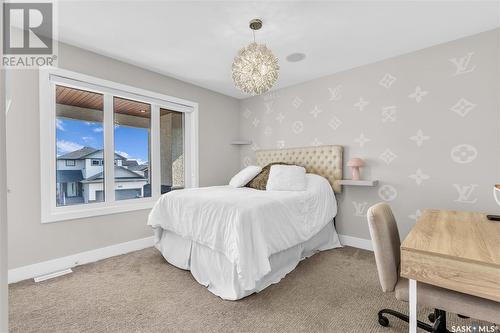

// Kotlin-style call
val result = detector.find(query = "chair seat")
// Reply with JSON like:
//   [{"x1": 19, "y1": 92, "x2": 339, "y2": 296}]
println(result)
[{"x1": 395, "y1": 278, "x2": 500, "y2": 324}]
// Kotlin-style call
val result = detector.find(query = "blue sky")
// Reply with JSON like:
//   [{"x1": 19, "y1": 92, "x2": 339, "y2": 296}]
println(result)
[{"x1": 56, "y1": 118, "x2": 149, "y2": 165}]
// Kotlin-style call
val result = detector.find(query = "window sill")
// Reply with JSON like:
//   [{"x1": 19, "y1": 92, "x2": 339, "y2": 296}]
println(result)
[{"x1": 41, "y1": 198, "x2": 157, "y2": 224}]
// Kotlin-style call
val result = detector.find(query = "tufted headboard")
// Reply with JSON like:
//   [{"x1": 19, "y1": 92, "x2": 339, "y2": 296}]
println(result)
[{"x1": 255, "y1": 145, "x2": 343, "y2": 193}]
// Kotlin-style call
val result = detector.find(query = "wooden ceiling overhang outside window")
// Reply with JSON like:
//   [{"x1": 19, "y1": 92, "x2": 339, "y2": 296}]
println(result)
[{"x1": 56, "y1": 85, "x2": 173, "y2": 119}]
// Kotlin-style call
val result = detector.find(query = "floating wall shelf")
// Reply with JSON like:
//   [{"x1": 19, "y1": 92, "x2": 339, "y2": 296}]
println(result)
[
  {"x1": 231, "y1": 140, "x2": 252, "y2": 145},
  {"x1": 338, "y1": 179, "x2": 379, "y2": 187}
]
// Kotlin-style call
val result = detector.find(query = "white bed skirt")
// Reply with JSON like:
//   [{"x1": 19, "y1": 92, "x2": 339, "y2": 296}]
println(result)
[{"x1": 154, "y1": 221, "x2": 342, "y2": 300}]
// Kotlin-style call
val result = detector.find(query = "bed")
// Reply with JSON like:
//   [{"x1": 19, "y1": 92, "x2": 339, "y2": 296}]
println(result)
[{"x1": 147, "y1": 145, "x2": 344, "y2": 300}]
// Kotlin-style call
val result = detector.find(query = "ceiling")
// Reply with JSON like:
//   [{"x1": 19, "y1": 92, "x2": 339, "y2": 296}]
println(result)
[{"x1": 55, "y1": 1, "x2": 499, "y2": 99}]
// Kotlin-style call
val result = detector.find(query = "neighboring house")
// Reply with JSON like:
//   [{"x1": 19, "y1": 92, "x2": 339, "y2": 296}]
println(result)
[
  {"x1": 128, "y1": 164, "x2": 149, "y2": 178},
  {"x1": 56, "y1": 147, "x2": 148, "y2": 205},
  {"x1": 122, "y1": 160, "x2": 139, "y2": 168}
]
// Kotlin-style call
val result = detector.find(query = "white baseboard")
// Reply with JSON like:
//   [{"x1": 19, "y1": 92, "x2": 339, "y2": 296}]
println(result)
[
  {"x1": 9, "y1": 234, "x2": 371, "y2": 283},
  {"x1": 338, "y1": 234, "x2": 373, "y2": 251},
  {"x1": 8, "y1": 236, "x2": 154, "y2": 284}
]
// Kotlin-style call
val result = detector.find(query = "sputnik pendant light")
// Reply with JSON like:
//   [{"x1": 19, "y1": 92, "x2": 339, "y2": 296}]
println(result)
[{"x1": 231, "y1": 19, "x2": 280, "y2": 95}]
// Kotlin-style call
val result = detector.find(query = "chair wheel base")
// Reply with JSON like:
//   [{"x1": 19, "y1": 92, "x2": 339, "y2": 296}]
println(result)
[
  {"x1": 377, "y1": 308, "x2": 439, "y2": 332},
  {"x1": 378, "y1": 316, "x2": 389, "y2": 327}
]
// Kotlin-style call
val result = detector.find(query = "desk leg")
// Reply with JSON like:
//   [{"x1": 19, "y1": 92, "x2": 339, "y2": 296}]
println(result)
[{"x1": 409, "y1": 279, "x2": 417, "y2": 333}]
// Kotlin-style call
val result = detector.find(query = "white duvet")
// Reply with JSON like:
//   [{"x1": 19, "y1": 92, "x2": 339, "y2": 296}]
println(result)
[{"x1": 147, "y1": 173, "x2": 337, "y2": 290}]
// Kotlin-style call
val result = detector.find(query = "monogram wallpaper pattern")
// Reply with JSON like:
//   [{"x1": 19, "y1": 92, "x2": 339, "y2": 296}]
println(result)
[{"x1": 239, "y1": 29, "x2": 499, "y2": 240}]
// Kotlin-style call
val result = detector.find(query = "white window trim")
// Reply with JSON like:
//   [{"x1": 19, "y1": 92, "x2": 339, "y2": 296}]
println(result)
[{"x1": 39, "y1": 67, "x2": 199, "y2": 223}]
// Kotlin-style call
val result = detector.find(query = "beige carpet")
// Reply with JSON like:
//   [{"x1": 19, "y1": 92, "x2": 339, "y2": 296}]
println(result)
[{"x1": 9, "y1": 246, "x2": 487, "y2": 333}]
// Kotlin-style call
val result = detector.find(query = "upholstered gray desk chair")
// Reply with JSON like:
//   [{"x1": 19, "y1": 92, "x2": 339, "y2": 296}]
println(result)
[{"x1": 366, "y1": 202, "x2": 500, "y2": 332}]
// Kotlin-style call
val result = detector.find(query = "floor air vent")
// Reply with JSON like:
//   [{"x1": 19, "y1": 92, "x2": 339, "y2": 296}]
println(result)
[{"x1": 34, "y1": 268, "x2": 73, "y2": 282}]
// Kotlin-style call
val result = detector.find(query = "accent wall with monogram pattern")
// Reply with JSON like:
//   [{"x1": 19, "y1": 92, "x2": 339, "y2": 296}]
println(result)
[{"x1": 239, "y1": 29, "x2": 499, "y2": 240}]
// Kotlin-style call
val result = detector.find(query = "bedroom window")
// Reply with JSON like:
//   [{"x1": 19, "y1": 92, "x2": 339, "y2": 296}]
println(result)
[
  {"x1": 40, "y1": 68, "x2": 199, "y2": 223},
  {"x1": 160, "y1": 108, "x2": 184, "y2": 193},
  {"x1": 113, "y1": 97, "x2": 151, "y2": 200},
  {"x1": 55, "y1": 85, "x2": 105, "y2": 207}
]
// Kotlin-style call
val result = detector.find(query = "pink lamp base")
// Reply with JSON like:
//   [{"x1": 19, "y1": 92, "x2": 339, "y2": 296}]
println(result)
[{"x1": 351, "y1": 167, "x2": 360, "y2": 180}]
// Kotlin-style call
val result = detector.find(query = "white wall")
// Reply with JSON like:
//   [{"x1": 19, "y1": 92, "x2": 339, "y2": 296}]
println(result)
[
  {"x1": 239, "y1": 29, "x2": 500, "y2": 240},
  {"x1": 0, "y1": 25, "x2": 9, "y2": 330},
  {"x1": 0, "y1": 2, "x2": 8, "y2": 327},
  {"x1": 6, "y1": 42, "x2": 240, "y2": 269}
]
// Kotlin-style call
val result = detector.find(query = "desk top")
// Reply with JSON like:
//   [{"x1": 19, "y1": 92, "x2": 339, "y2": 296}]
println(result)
[{"x1": 401, "y1": 209, "x2": 500, "y2": 268}]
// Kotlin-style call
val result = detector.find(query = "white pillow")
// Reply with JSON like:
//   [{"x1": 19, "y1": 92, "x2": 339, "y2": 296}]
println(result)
[
  {"x1": 229, "y1": 166, "x2": 262, "y2": 188},
  {"x1": 266, "y1": 165, "x2": 307, "y2": 191}
]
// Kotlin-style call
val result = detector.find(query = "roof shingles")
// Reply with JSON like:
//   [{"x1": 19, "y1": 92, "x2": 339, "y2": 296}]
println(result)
[
  {"x1": 58, "y1": 147, "x2": 127, "y2": 160},
  {"x1": 57, "y1": 147, "x2": 97, "y2": 160},
  {"x1": 81, "y1": 166, "x2": 146, "y2": 183}
]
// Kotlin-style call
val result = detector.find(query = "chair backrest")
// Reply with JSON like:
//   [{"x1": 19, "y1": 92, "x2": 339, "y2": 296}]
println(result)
[{"x1": 366, "y1": 203, "x2": 401, "y2": 292}]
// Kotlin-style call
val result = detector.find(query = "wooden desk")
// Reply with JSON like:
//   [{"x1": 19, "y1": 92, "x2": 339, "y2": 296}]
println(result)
[{"x1": 400, "y1": 209, "x2": 500, "y2": 333}]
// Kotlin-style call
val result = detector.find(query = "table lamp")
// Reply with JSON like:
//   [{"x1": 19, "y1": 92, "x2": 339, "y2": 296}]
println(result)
[{"x1": 347, "y1": 158, "x2": 365, "y2": 180}]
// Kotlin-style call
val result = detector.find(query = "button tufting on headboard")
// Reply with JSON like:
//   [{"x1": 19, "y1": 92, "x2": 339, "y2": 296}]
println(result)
[{"x1": 255, "y1": 145, "x2": 343, "y2": 193}]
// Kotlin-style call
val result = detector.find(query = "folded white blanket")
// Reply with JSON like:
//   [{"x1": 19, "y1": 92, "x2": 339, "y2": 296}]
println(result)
[{"x1": 147, "y1": 173, "x2": 337, "y2": 290}]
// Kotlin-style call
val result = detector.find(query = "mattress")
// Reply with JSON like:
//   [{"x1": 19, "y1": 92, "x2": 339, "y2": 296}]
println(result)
[
  {"x1": 148, "y1": 173, "x2": 341, "y2": 299},
  {"x1": 155, "y1": 221, "x2": 341, "y2": 300}
]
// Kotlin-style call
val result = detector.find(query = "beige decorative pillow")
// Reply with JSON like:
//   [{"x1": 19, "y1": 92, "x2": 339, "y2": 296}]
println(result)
[{"x1": 245, "y1": 162, "x2": 289, "y2": 190}]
